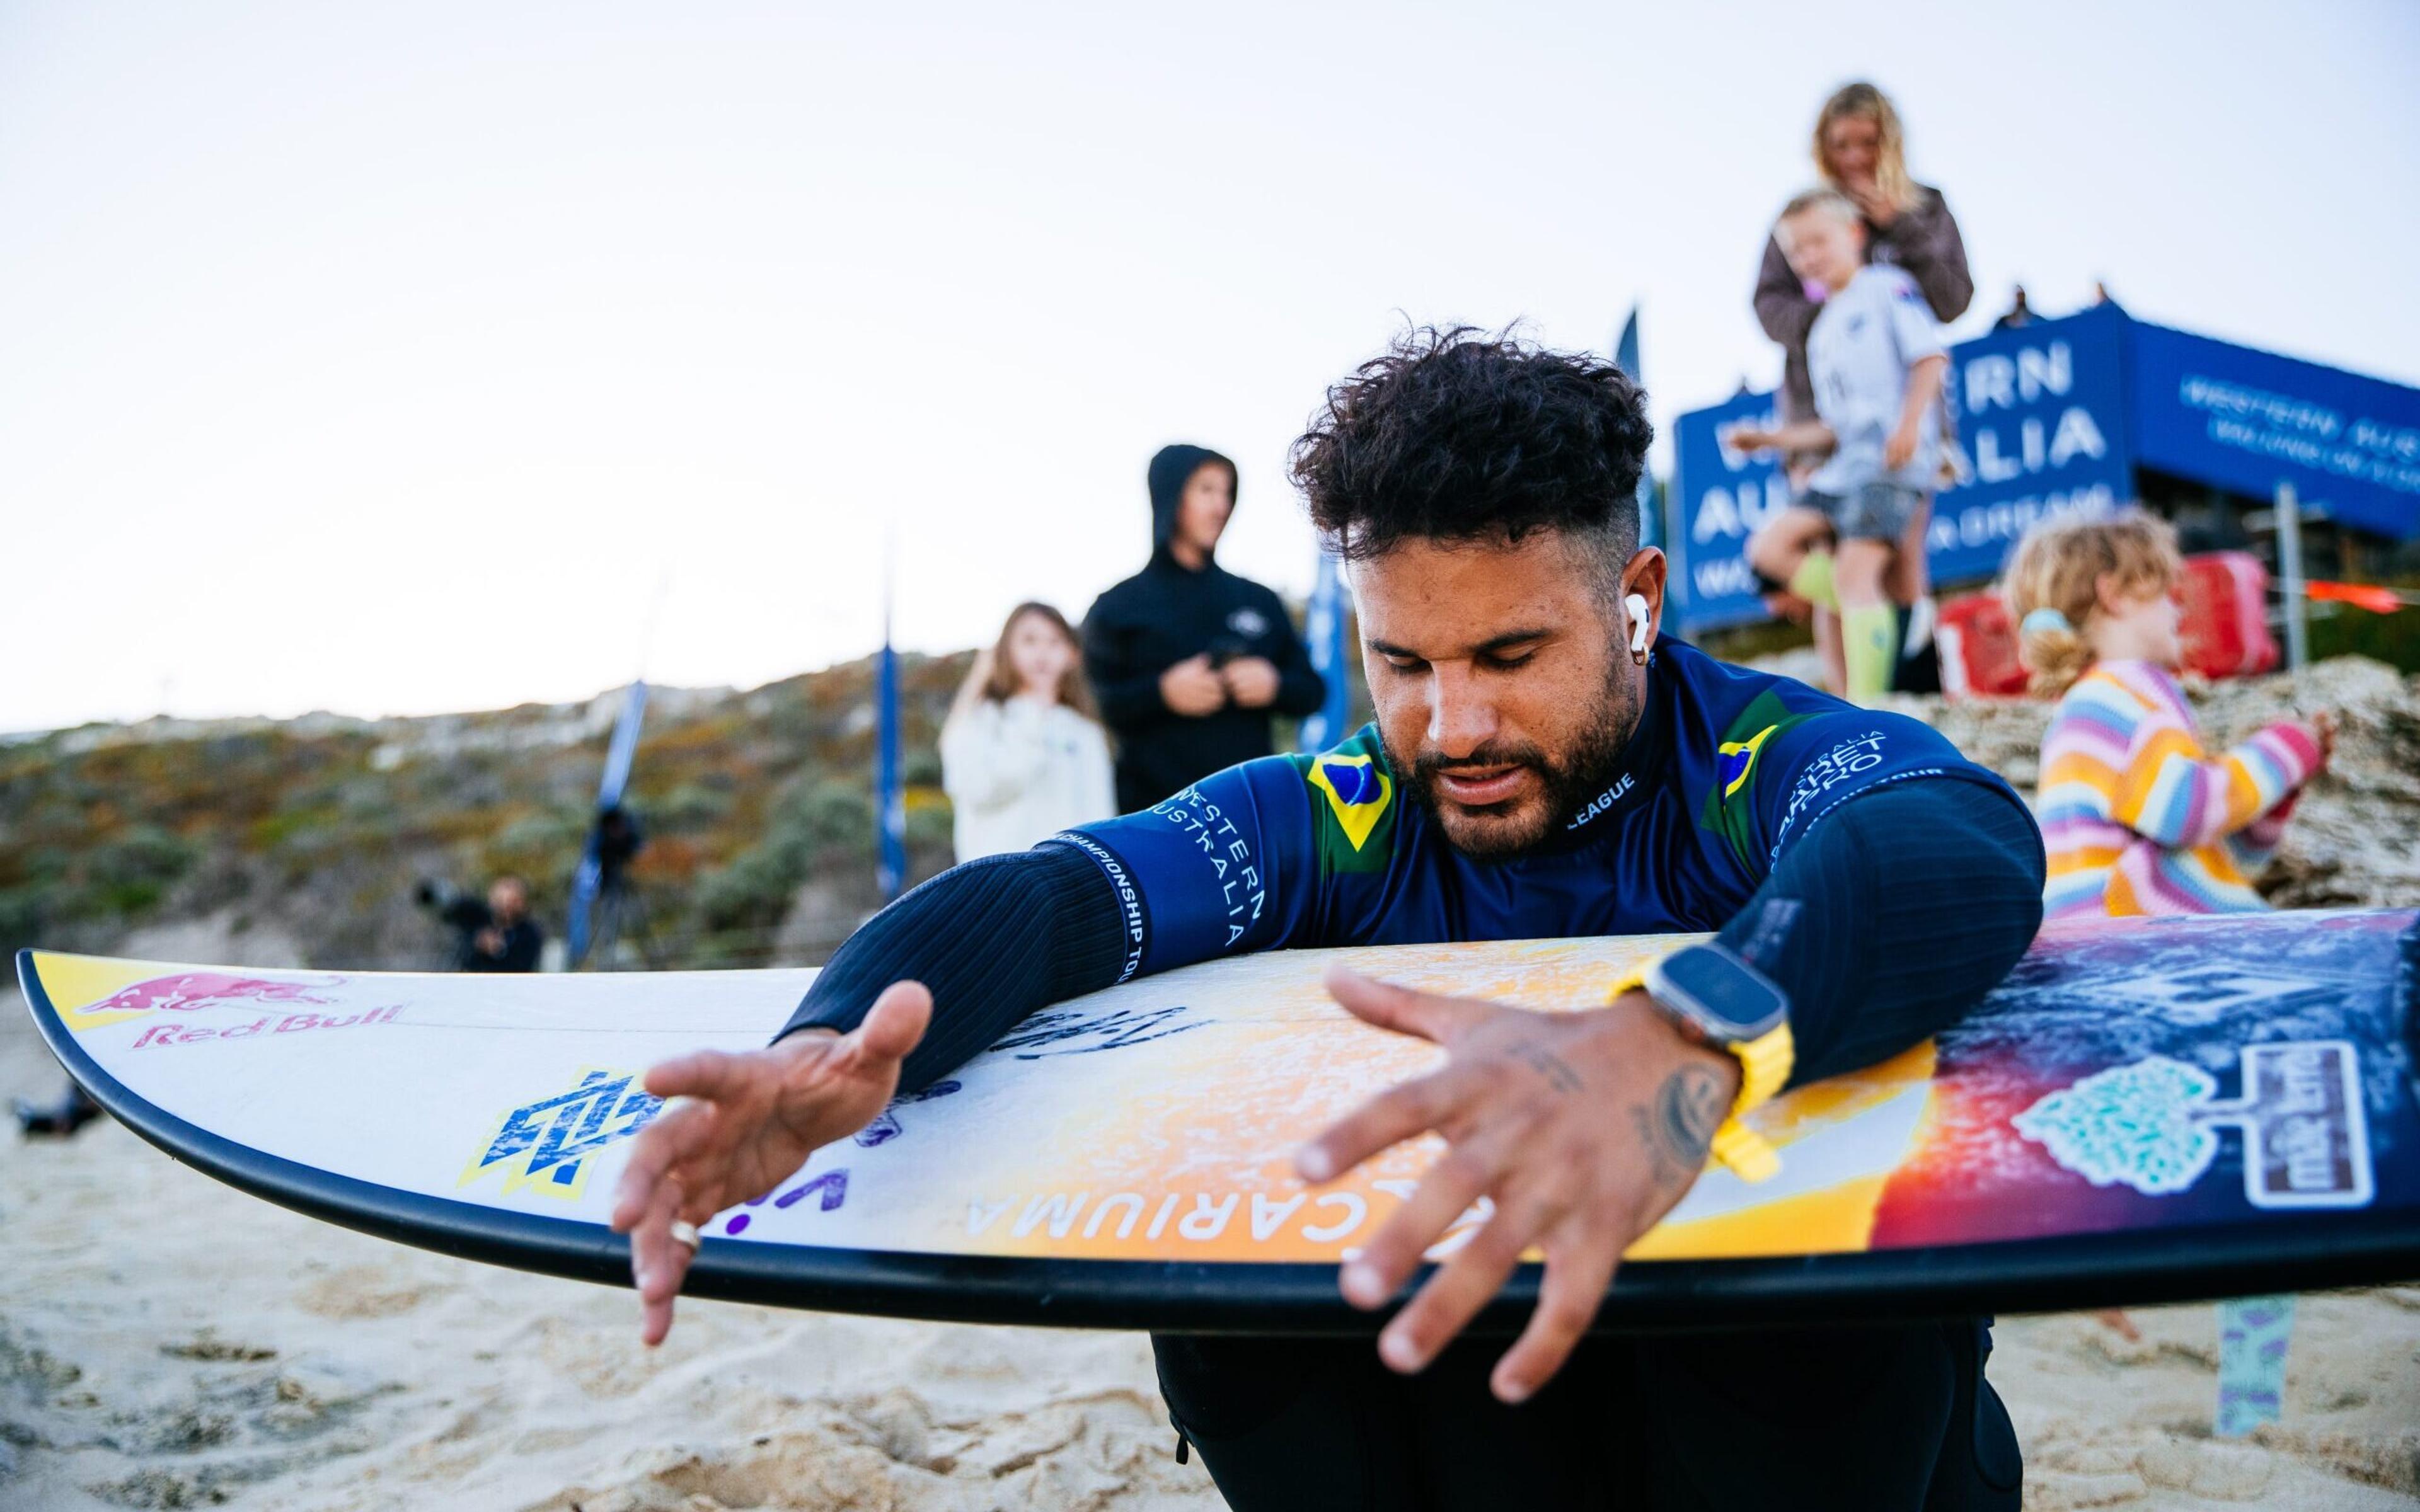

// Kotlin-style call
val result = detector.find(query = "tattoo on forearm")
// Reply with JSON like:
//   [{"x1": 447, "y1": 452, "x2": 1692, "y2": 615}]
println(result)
[
  {"x1": 1512, "y1": 1042, "x2": 1584, "y2": 1096},
  {"x1": 1629, "y1": 1065, "x2": 1729, "y2": 1187}
]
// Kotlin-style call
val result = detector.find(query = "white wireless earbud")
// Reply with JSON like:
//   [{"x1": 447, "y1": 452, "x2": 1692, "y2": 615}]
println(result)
[{"x1": 1625, "y1": 593, "x2": 1652, "y2": 655}]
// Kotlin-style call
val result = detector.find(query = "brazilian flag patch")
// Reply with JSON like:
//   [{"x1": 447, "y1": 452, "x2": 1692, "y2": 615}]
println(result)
[
  {"x1": 1698, "y1": 690, "x2": 1812, "y2": 866},
  {"x1": 1298, "y1": 735, "x2": 1397, "y2": 874}
]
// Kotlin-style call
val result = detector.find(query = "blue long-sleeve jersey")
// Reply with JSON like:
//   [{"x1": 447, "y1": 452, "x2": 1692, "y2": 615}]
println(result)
[{"x1": 1051, "y1": 638, "x2": 2017, "y2": 978}]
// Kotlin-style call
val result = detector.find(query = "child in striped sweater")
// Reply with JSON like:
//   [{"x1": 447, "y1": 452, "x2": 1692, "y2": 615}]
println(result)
[{"x1": 2005, "y1": 512, "x2": 2333, "y2": 923}]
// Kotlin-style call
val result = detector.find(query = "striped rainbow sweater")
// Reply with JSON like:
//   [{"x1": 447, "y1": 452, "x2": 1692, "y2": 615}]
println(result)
[{"x1": 2037, "y1": 660, "x2": 2322, "y2": 921}]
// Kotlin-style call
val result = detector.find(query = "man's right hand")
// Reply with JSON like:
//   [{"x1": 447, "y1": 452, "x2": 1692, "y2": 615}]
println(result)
[
  {"x1": 1159, "y1": 654, "x2": 1228, "y2": 717},
  {"x1": 609, "y1": 980, "x2": 932, "y2": 1346}
]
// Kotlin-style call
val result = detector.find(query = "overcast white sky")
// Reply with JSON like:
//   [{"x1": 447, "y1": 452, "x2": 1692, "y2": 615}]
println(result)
[{"x1": 4, "y1": 1, "x2": 2416, "y2": 732}]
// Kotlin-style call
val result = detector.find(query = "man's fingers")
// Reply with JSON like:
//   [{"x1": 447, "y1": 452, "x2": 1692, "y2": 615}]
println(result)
[
  {"x1": 643, "y1": 1047, "x2": 753, "y2": 1102},
  {"x1": 1489, "y1": 1219, "x2": 1622, "y2": 1404},
  {"x1": 846, "y1": 980, "x2": 933, "y2": 1069},
  {"x1": 1295, "y1": 1065, "x2": 1464, "y2": 1186},
  {"x1": 631, "y1": 1177, "x2": 694, "y2": 1348},
  {"x1": 1322, "y1": 966, "x2": 1483, "y2": 1045},
  {"x1": 1337, "y1": 1126, "x2": 1511, "y2": 1311},
  {"x1": 1375, "y1": 1188, "x2": 1550, "y2": 1375},
  {"x1": 609, "y1": 1097, "x2": 715, "y2": 1232}
]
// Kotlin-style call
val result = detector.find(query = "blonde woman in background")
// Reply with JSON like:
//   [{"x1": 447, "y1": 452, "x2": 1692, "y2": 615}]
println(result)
[
  {"x1": 940, "y1": 603, "x2": 1116, "y2": 862},
  {"x1": 1754, "y1": 81, "x2": 1973, "y2": 466}
]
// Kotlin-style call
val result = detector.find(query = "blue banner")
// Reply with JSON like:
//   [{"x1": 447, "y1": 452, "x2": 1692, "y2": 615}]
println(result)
[
  {"x1": 2131, "y1": 323, "x2": 2420, "y2": 541},
  {"x1": 1669, "y1": 307, "x2": 2134, "y2": 633},
  {"x1": 875, "y1": 639, "x2": 906, "y2": 902},
  {"x1": 1615, "y1": 307, "x2": 1661, "y2": 553},
  {"x1": 596, "y1": 680, "x2": 649, "y2": 808},
  {"x1": 1668, "y1": 390, "x2": 1794, "y2": 632},
  {"x1": 1297, "y1": 548, "x2": 1352, "y2": 752},
  {"x1": 567, "y1": 680, "x2": 650, "y2": 965},
  {"x1": 1931, "y1": 303, "x2": 2133, "y2": 580}
]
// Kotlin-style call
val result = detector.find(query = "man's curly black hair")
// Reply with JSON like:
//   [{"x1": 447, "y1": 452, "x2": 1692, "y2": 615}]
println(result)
[{"x1": 1290, "y1": 326, "x2": 1654, "y2": 569}]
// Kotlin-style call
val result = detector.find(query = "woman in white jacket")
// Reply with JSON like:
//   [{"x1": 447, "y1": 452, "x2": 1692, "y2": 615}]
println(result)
[{"x1": 940, "y1": 602, "x2": 1117, "y2": 862}]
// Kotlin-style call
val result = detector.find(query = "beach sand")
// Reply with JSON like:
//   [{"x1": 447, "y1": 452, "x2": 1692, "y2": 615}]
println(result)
[{"x1": 4, "y1": 985, "x2": 2414, "y2": 1511}]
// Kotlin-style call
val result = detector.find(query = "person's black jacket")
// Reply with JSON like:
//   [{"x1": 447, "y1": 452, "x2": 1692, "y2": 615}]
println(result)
[{"x1": 1082, "y1": 444, "x2": 1327, "y2": 814}]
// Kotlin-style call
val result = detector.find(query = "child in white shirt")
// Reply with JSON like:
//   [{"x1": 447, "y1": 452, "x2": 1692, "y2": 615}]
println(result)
[{"x1": 1731, "y1": 188, "x2": 1949, "y2": 699}]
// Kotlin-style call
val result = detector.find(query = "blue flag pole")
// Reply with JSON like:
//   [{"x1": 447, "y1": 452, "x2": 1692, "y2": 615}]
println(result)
[
  {"x1": 875, "y1": 553, "x2": 908, "y2": 904},
  {"x1": 1615, "y1": 305, "x2": 1660, "y2": 553},
  {"x1": 1298, "y1": 547, "x2": 1351, "y2": 753}
]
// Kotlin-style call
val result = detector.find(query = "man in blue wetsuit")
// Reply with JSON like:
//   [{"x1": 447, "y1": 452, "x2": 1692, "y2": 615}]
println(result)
[{"x1": 614, "y1": 328, "x2": 2042, "y2": 1509}]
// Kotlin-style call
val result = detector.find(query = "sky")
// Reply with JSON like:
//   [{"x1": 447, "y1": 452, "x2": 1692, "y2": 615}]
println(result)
[{"x1": 4, "y1": 0, "x2": 2416, "y2": 732}]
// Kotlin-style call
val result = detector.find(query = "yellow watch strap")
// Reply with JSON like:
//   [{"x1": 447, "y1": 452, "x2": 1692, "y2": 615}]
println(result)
[{"x1": 1611, "y1": 956, "x2": 1796, "y2": 1184}]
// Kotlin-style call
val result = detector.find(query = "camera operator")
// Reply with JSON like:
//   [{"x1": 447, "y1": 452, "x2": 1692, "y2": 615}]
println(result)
[{"x1": 417, "y1": 874, "x2": 544, "y2": 973}]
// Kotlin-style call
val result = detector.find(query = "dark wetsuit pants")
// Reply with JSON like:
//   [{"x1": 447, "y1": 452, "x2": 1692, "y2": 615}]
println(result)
[{"x1": 1153, "y1": 1320, "x2": 2020, "y2": 1511}]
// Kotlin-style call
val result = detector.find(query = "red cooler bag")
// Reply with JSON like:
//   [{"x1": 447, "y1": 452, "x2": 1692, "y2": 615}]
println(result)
[
  {"x1": 1937, "y1": 592, "x2": 2029, "y2": 701},
  {"x1": 2177, "y1": 551, "x2": 2278, "y2": 680}
]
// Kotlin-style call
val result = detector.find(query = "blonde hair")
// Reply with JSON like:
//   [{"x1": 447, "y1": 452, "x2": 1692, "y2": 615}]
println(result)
[
  {"x1": 1775, "y1": 187, "x2": 1862, "y2": 246},
  {"x1": 1813, "y1": 81, "x2": 1919, "y2": 218},
  {"x1": 2002, "y1": 512, "x2": 2182, "y2": 697},
  {"x1": 982, "y1": 601, "x2": 1098, "y2": 718}
]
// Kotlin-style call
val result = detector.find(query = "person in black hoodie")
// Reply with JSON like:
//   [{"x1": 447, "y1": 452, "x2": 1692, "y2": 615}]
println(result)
[{"x1": 1083, "y1": 444, "x2": 1327, "y2": 813}]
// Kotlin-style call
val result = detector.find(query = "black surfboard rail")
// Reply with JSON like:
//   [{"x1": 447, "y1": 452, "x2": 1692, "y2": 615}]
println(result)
[{"x1": 17, "y1": 922, "x2": 2420, "y2": 1336}]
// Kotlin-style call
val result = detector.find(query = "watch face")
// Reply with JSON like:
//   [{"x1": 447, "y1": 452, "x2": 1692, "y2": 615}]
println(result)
[{"x1": 1652, "y1": 945, "x2": 1789, "y2": 1041}]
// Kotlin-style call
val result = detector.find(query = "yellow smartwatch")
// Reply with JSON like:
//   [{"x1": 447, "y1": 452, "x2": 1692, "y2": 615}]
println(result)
[{"x1": 1610, "y1": 942, "x2": 1795, "y2": 1183}]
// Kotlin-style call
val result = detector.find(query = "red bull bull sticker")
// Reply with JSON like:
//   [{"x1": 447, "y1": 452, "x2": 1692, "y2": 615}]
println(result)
[{"x1": 54, "y1": 962, "x2": 345, "y2": 1034}]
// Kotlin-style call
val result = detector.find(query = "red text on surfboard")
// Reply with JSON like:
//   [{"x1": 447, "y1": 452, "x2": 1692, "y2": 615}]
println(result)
[{"x1": 130, "y1": 1005, "x2": 403, "y2": 1049}]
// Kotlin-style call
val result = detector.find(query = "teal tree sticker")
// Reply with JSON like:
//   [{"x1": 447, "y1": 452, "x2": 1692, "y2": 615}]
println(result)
[
  {"x1": 2014, "y1": 1055, "x2": 2220, "y2": 1195},
  {"x1": 2014, "y1": 1042, "x2": 2374, "y2": 1210}
]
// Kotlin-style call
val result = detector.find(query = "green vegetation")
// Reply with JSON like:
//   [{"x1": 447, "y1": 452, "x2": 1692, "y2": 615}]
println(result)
[{"x1": 0, "y1": 652, "x2": 969, "y2": 971}]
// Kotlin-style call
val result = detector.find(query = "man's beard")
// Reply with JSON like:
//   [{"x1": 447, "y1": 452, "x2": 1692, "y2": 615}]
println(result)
[{"x1": 1383, "y1": 674, "x2": 1644, "y2": 861}]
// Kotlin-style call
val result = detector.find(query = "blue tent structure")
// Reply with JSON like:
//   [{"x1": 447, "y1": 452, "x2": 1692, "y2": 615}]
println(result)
[{"x1": 1666, "y1": 307, "x2": 2420, "y2": 634}]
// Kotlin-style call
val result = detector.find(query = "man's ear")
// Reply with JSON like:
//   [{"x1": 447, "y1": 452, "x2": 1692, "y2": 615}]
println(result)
[{"x1": 1622, "y1": 548, "x2": 1669, "y2": 648}]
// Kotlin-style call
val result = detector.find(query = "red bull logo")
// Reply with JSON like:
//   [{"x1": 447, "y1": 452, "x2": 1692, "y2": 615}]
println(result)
[
  {"x1": 130, "y1": 1005, "x2": 401, "y2": 1050},
  {"x1": 64, "y1": 971, "x2": 344, "y2": 1034}
]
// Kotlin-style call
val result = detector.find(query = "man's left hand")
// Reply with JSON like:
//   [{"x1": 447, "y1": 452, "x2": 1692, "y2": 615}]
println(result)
[
  {"x1": 1221, "y1": 656, "x2": 1281, "y2": 709},
  {"x1": 1296, "y1": 966, "x2": 1740, "y2": 1404}
]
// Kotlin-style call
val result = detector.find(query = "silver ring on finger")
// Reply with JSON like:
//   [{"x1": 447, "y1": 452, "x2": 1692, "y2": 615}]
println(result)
[{"x1": 668, "y1": 1220, "x2": 701, "y2": 1252}]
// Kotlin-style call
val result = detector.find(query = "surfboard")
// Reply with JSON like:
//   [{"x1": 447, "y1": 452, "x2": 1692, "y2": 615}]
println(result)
[{"x1": 18, "y1": 908, "x2": 2420, "y2": 1333}]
